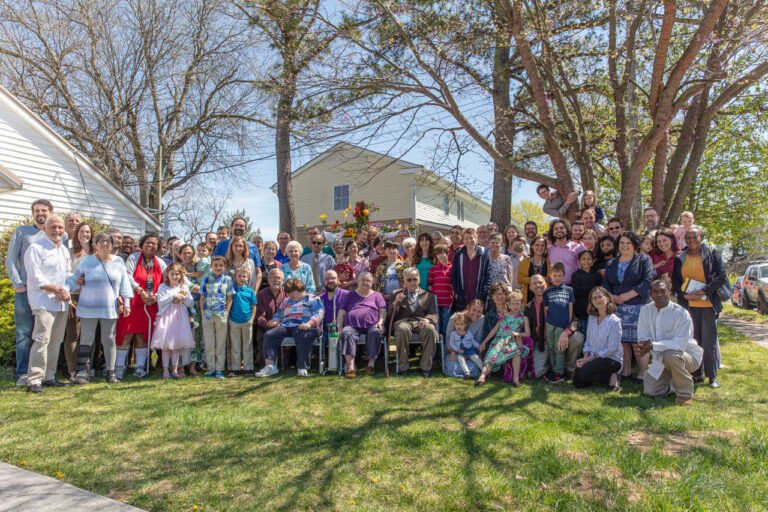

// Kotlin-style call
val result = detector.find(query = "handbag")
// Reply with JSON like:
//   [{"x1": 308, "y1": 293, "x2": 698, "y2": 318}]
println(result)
[{"x1": 98, "y1": 258, "x2": 125, "y2": 315}]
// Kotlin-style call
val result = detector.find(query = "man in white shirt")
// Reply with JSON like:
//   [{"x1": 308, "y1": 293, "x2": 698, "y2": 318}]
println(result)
[
  {"x1": 300, "y1": 234, "x2": 335, "y2": 293},
  {"x1": 23, "y1": 215, "x2": 72, "y2": 393},
  {"x1": 635, "y1": 280, "x2": 703, "y2": 405}
]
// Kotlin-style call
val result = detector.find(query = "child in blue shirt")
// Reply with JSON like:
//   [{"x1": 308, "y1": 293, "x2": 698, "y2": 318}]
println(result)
[
  {"x1": 447, "y1": 312, "x2": 483, "y2": 379},
  {"x1": 228, "y1": 265, "x2": 258, "y2": 376},
  {"x1": 543, "y1": 262, "x2": 575, "y2": 384}
]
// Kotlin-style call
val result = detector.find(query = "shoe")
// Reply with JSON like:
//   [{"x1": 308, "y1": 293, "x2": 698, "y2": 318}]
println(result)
[
  {"x1": 133, "y1": 368, "x2": 147, "y2": 378},
  {"x1": 106, "y1": 371, "x2": 119, "y2": 384},
  {"x1": 365, "y1": 366, "x2": 376, "y2": 377},
  {"x1": 709, "y1": 378, "x2": 721, "y2": 389},
  {"x1": 15, "y1": 374, "x2": 28, "y2": 387},
  {"x1": 225, "y1": 371, "x2": 238, "y2": 378},
  {"x1": 396, "y1": 369, "x2": 409, "y2": 377},
  {"x1": 693, "y1": 376, "x2": 705, "y2": 383},
  {"x1": 463, "y1": 374, "x2": 473, "y2": 380},
  {"x1": 115, "y1": 366, "x2": 126, "y2": 380},
  {"x1": 42, "y1": 379, "x2": 68, "y2": 388},
  {"x1": 27, "y1": 384, "x2": 45, "y2": 393},
  {"x1": 548, "y1": 373, "x2": 565, "y2": 384},
  {"x1": 162, "y1": 372, "x2": 170, "y2": 379},
  {"x1": 420, "y1": 370, "x2": 432, "y2": 378},
  {"x1": 297, "y1": 369, "x2": 308, "y2": 378},
  {"x1": 72, "y1": 372, "x2": 89, "y2": 385},
  {"x1": 203, "y1": 371, "x2": 216, "y2": 378},
  {"x1": 512, "y1": 381, "x2": 521, "y2": 388},
  {"x1": 345, "y1": 369, "x2": 357, "y2": 378},
  {"x1": 255, "y1": 365, "x2": 279, "y2": 378},
  {"x1": 215, "y1": 372, "x2": 225, "y2": 379},
  {"x1": 474, "y1": 379, "x2": 485, "y2": 387},
  {"x1": 243, "y1": 370, "x2": 255, "y2": 377},
  {"x1": 608, "y1": 385, "x2": 620, "y2": 392},
  {"x1": 171, "y1": 371, "x2": 182, "y2": 379},
  {"x1": 543, "y1": 371, "x2": 555, "y2": 383},
  {"x1": 632, "y1": 377, "x2": 644, "y2": 385},
  {"x1": 674, "y1": 397, "x2": 693, "y2": 406}
]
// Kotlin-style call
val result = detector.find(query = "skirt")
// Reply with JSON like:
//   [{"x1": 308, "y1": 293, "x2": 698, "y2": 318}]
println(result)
[
  {"x1": 151, "y1": 304, "x2": 195, "y2": 351},
  {"x1": 616, "y1": 303, "x2": 643, "y2": 344},
  {"x1": 116, "y1": 295, "x2": 157, "y2": 346},
  {"x1": 503, "y1": 336, "x2": 535, "y2": 381},
  {"x1": 484, "y1": 335, "x2": 530, "y2": 373}
]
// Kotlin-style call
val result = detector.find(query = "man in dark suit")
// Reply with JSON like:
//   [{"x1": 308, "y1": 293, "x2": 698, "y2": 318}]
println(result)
[{"x1": 389, "y1": 267, "x2": 439, "y2": 377}]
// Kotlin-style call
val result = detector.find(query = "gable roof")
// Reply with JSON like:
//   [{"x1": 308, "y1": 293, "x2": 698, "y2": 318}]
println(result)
[
  {"x1": 0, "y1": 162, "x2": 23, "y2": 195},
  {"x1": 0, "y1": 84, "x2": 161, "y2": 231}
]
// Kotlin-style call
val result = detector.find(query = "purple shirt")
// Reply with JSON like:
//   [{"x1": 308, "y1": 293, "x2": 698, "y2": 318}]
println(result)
[
  {"x1": 462, "y1": 251, "x2": 481, "y2": 304},
  {"x1": 547, "y1": 240, "x2": 585, "y2": 285},
  {"x1": 339, "y1": 290, "x2": 386, "y2": 329},
  {"x1": 319, "y1": 288, "x2": 349, "y2": 332}
]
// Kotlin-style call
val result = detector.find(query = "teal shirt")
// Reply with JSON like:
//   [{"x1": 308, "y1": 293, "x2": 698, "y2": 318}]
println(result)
[
  {"x1": 301, "y1": 245, "x2": 335, "y2": 259},
  {"x1": 415, "y1": 257, "x2": 434, "y2": 292}
]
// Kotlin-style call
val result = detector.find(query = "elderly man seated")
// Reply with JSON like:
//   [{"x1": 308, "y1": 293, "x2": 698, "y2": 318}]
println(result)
[
  {"x1": 634, "y1": 280, "x2": 703, "y2": 406},
  {"x1": 389, "y1": 267, "x2": 439, "y2": 378}
]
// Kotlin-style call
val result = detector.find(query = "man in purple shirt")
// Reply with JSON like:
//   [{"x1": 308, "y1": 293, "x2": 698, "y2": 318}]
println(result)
[
  {"x1": 546, "y1": 219, "x2": 584, "y2": 285},
  {"x1": 318, "y1": 270, "x2": 348, "y2": 333}
]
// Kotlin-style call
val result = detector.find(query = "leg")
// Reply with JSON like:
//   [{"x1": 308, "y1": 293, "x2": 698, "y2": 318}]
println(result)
[
  {"x1": 340, "y1": 326, "x2": 360, "y2": 371},
  {"x1": 293, "y1": 327, "x2": 318, "y2": 371},
  {"x1": 171, "y1": 350, "x2": 181, "y2": 373},
  {"x1": 202, "y1": 316, "x2": 216, "y2": 372},
  {"x1": 635, "y1": 352, "x2": 649, "y2": 379},
  {"x1": 263, "y1": 325, "x2": 290, "y2": 365},
  {"x1": 697, "y1": 308, "x2": 718, "y2": 380},
  {"x1": 456, "y1": 355, "x2": 470, "y2": 375},
  {"x1": 511, "y1": 355, "x2": 521, "y2": 383},
  {"x1": 621, "y1": 343, "x2": 633, "y2": 377},
  {"x1": 161, "y1": 350, "x2": 171, "y2": 372},
  {"x1": 99, "y1": 318, "x2": 117, "y2": 371},
  {"x1": 532, "y1": 344, "x2": 550, "y2": 379},
  {"x1": 365, "y1": 326, "x2": 383, "y2": 367},
  {"x1": 546, "y1": 325, "x2": 565, "y2": 376},
  {"x1": 62, "y1": 313, "x2": 79, "y2": 377},
  {"x1": 76, "y1": 318, "x2": 99, "y2": 374},
  {"x1": 14, "y1": 291, "x2": 34, "y2": 379},
  {"x1": 255, "y1": 327, "x2": 266, "y2": 369},
  {"x1": 242, "y1": 322, "x2": 254, "y2": 372},
  {"x1": 214, "y1": 315, "x2": 228, "y2": 373},
  {"x1": 574, "y1": 358, "x2": 621, "y2": 389},
  {"x1": 564, "y1": 331, "x2": 584, "y2": 378},
  {"x1": 43, "y1": 311, "x2": 68, "y2": 382},
  {"x1": 663, "y1": 350, "x2": 698, "y2": 400},
  {"x1": 229, "y1": 321, "x2": 243, "y2": 372},
  {"x1": 394, "y1": 321, "x2": 415, "y2": 372},
  {"x1": 415, "y1": 324, "x2": 437, "y2": 372},
  {"x1": 643, "y1": 365, "x2": 673, "y2": 398},
  {"x1": 27, "y1": 310, "x2": 56, "y2": 387}
]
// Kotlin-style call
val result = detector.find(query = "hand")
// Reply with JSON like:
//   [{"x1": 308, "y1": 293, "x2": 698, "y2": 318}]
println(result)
[
  {"x1": 267, "y1": 319, "x2": 278, "y2": 328},
  {"x1": 611, "y1": 294, "x2": 624, "y2": 305},
  {"x1": 14, "y1": 286, "x2": 26, "y2": 293},
  {"x1": 449, "y1": 350, "x2": 458, "y2": 361},
  {"x1": 375, "y1": 322, "x2": 383, "y2": 332},
  {"x1": 392, "y1": 293, "x2": 404, "y2": 307},
  {"x1": 634, "y1": 340, "x2": 652, "y2": 358},
  {"x1": 59, "y1": 289, "x2": 71, "y2": 303},
  {"x1": 684, "y1": 291, "x2": 706, "y2": 301},
  {"x1": 298, "y1": 322, "x2": 311, "y2": 331},
  {"x1": 192, "y1": 285, "x2": 200, "y2": 294},
  {"x1": 556, "y1": 331, "x2": 570, "y2": 351},
  {"x1": 576, "y1": 357, "x2": 588, "y2": 368},
  {"x1": 123, "y1": 307, "x2": 131, "y2": 318},
  {"x1": 340, "y1": 271, "x2": 351, "y2": 281},
  {"x1": 77, "y1": 276, "x2": 86, "y2": 286},
  {"x1": 418, "y1": 318, "x2": 428, "y2": 329},
  {"x1": 478, "y1": 342, "x2": 487, "y2": 353},
  {"x1": 145, "y1": 295, "x2": 157, "y2": 306},
  {"x1": 68, "y1": 303, "x2": 77, "y2": 318},
  {"x1": 457, "y1": 349, "x2": 464, "y2": 354}
]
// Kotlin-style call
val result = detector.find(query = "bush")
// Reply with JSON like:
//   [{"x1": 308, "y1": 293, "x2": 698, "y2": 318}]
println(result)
[{"x1": 0, "y1": 278, "x2": 14, "y2": 367}]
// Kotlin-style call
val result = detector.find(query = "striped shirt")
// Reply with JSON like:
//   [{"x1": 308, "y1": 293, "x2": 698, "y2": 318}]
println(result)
[
  {"x1": 273, "y1": 295, "x2": 324, "y2": 328},
  {"x1": 428, "y1": 262, "x2": 454, "y2": 308},
  {"x1": 67, "y1": 255, "x2": 134, "y2": 319},
  {"x1": 200, "y1": 272, "x2": 234, "y2": 318}
]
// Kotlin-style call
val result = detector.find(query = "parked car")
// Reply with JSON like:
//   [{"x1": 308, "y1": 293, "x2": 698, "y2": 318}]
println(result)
[
  {"x1": 742, "y1": 262, "x2": 768, "y2": 314},
  {"x1": 732, "y1": 276, "x2": 744, "y2": 307}
]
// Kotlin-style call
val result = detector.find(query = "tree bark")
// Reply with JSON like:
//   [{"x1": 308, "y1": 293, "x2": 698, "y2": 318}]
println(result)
[
  {"x1": 490, "y1": 45, "x2": 515, "y2": 230},
  {"x1": 276, "y1": 79, "x2": 297, "y2": 238}
]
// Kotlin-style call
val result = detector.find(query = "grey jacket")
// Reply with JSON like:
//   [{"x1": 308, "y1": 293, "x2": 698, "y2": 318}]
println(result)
[{"x1": 5, "y1": 225, "x2": 44, "y2": 289}]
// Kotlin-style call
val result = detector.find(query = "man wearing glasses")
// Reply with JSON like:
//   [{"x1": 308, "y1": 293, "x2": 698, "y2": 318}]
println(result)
[
  {"x1": 389, "y1": 268, "x2": 439, "y2": 378},
  {"x1": 606, "y1": 217, "x2": 624, "y2": 239},
  {"x1": 300, "y1": 234, "x2": 335, "y2": 293},
  {"x1": 302, "y1": 226, "x2": 335, "y2": 258}
]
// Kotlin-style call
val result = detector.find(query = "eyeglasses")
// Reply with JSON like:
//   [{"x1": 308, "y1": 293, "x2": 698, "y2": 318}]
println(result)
[
  {"x1": 311, "y1": 241, "x2": 324, "y2": 245},
  {"x1": 405, "y1": 278, "x2": 418, "y2": 282}
]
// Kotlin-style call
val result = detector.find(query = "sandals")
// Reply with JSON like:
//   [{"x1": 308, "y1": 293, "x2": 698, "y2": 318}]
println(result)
[
  {"x1": 365, "y1": 366, "x2": 375, "y2": 376},
  {"x1": 345, "y1": 369, "x2": 357, "y2": 379}
]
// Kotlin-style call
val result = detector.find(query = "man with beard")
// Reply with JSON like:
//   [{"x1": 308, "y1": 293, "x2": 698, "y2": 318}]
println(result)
[
  {"x1": 23, "y1": 214, "x2": 72, "y2": 392},
  {"x1": 318, "y1": 270, "x2": 349, "y2": 336},
  {"x1": 108, "y1": 229, "x2": 124, "y2": 256},
  {"x1": 580, "y1": 208, "x2": 605, "y2": 236},
  {"x1": 205, "y1": 231, "x2": 218, "y2": 246},
  {"x1": 117, "y1": 235, "x2": 134, "y2": 261},
  {"x1": 642, "y1": 207, "x2": 662, "y2": 237},
  {"x1": 214, "y1": 217, "x2": 262, "y2": 290},
  {"x1": 6, "y1": 199, "x2": 55, "y2": 387},
  {"x1": 546, "y1": 219, "x2": 584, "y2": 285},
  {"x1": 447, "y1": 225, "x2": 463, "y2": 263},
  {"x1": 523, "y1": 221, "x2": 538, "y2": 256}
]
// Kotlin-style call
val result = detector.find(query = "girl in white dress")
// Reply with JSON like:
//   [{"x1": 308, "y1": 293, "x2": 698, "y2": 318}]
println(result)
[{"x1": 151, "y1": 263, "x2": 195, "y2": 378}]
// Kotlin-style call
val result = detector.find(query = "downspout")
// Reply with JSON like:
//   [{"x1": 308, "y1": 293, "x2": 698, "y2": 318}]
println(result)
[{"x1": 412, "y1": 172, "x2": 417, "y2": 229}]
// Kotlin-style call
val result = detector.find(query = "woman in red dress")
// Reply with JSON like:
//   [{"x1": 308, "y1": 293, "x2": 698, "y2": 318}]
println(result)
[{"x1": 115, "y1": 235, "x2": 166, "y2": 379}]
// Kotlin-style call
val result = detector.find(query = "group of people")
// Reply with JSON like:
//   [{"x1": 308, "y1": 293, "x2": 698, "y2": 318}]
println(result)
[{"x1": 6, "y1": 189, "x2": 727, "y2": 405}]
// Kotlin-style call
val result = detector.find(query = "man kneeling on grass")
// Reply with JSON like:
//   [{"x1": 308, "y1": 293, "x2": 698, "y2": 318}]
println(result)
[{"x1": 634, "y1": 280, "x2": 702, "y2": 406}]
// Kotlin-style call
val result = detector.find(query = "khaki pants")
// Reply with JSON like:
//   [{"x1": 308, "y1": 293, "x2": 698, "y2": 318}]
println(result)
[
  {"x1": 28, "y1": 309, "x2": 68, "y2": 386},
  {"x1": 532, "y1": 330, "x2": 584, "y2": 378},
  {"x1": 62, "y1": 304, "x2": 80, "y2": 374},
  {"x1": 644, "y1": 350, "x2": 698, "y2": 400},
  {"x1": 202, "y1": 314, "x2": 228, "y2": 373},
  {"x1": 394, "y1": 320, "x2": 437, "y2": 372},
  {"x1": 229, "y1": 320, "x2": 254, "y2": 371}
]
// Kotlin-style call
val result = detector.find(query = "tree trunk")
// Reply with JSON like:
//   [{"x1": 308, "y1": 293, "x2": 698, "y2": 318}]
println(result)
[
  {"x1": 490, "y1": 45, "x2": 514, "y2": 229},
  {"x1": 276, "y1": 81, "x2": 297, "y2": 238}
]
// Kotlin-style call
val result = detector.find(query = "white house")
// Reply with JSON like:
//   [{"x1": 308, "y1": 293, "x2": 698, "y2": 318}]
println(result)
[
  {"x1": 0, "y1": 84, "x2": 161, "y2": 236},
  {"x1": 273, "y1": 142, "x2": 505, "y2": 238}
]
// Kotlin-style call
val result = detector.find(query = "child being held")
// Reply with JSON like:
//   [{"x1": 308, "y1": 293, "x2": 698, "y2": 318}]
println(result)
[
  {"x1": 333, "y1": 250, "x2": 355, "y2": 287},
  {"x1": 448, "y1": 312, "x2": 483, "y2": 379},
  {"x1": 151, "y1": 263, "x2": 196, "y2": 379},
  {"x1": 674, "y1": 211, "x2": 701, "y2": 249}
]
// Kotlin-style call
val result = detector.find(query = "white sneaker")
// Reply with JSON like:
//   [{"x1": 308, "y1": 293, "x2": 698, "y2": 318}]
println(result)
[
  {"x1": 133, "y1": 367, "x2": 147, "y2": 378},
  {"x1": 297, "y1": 369, "x2": 308, "y2": 378},
  {"x1": 255, "y1": 365, "x2": 278, "y2": 378},
  {"x1": 115, "y1": 366, "x2": 126, "y2": 380},
  {"x1": 16, "y1": 374, "x2": 28, "y2": 387}
]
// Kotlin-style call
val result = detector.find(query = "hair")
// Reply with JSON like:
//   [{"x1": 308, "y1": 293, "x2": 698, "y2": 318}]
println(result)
[
  {"x1": 509, "y1": 289, "x2": 523, "y2": 303},
  {"x1": 529, "y1": 234, "x2": 548, "y2": 256},
  {"x1": 606, "y1": 217, "x2": 623, "y2": 228},
  {"x1": 462, "y1": 227, "x2": 477, "y2": 238},
  {"x1": 547, "y1": 219, "x2": 573, "y2": 243},
  {"x1": 596, "y1": 234, "x2": 617, "y2": 260},
  {"x1": 197, "y1": 241, "x2": 210, "y2": 251},
  {"x1": 384, "y1": 240, "x2": 399, "y2": 251},
  {"x1": 536, "y1": 184, "x2": 549, "y2": 193},
  {"x1": 217, "y1": 225, "x2": 230, "y2": 235},
  {"x1": 285, "y1": 240, "x2": 303, "y2": 254},
  {"x1": 231, "y1": 217, "x2": 247, "y2": 227},
  {"x1": 401, "y1": 237, "x2": 416, "y2": 249},
  {"x1": 453, "y1": 312, "x2": 468, "y2": 328},
  {"x1": 578, "y1": 249, "x2": 594, "y2": 261},
  {"x1": 466, "y1": 299, "x2": 484, "y2": 311},
  {"x1": 450, "y1": 225, "x2": 463, "y2": 232},
  {"x1": 572, "y1": 220, "x2": 585, "y2": 228},
  {"x1": 488, "y1": 232, "x2": 503, "y2": 244},
  {"x1": 234, "y1": 264, "x2": 251, "y2": 280},
  {"x1": 71, "y1": 222, "x2": 93, "y2": 256},
  {"x1": 639, "y1": 234, "x2": 654, "y2": 252},
  {"x1": 138, "y1": 234, "x2": 158, "y2": 251},
  {"x1": 357, "y1": 271, "x2": 374, "y2": 282},
  {"x1": 579, "y1": 190, "x2": 599, "y2": 210},
  {"x1": 403, "y1": 267, "x2": 419, "y2": 279},
  {"x1": 651, "y1": 278, "x2": 670, "y2": 291},
  {"x1": 264, "y1": 240, "x2": 278, "y2": 251},
  {"x1": 210, "y1": 255, "x2": 227, "y2": 266},
  {"x1": 205, "y1": 231, "x2": 216, "y2": 239},
  {"x1": 587, "y1": 286, "x2": 617, "y2": 316},
  {"x1": 108, "y1": 228, "x2": 121, "y2": 236},
  {"x1": 414, "y1": 232, "x2": 435, "y2": 264},
  {"x1": 91, "y1": 231, "x2": 113, "y2": 250},
  {"x1": 179, "y1": 243, "x2": 197, "y2": 263},
  {"x1": 283, "y1": 277, "x2": 306, "y2": 294},
  {"x1": 617, "y1": 231, "x2": 641, "y2": 252},
  {"x1": 680, "y1": 210, "x2": 694, "y2": 219},
  {"x1": 65, "y1": 212, "x2": 81, "y2": 223},
  {"x1": 345, "y1": 240, "x2": 359, "y2": 252},
  {"x1": 652, "y1": 228, "x2": 679, "y2": 256},
  {"x1": 504, "y1": 225, "x2": 519, "y2": 248},
  {"x1": 643, "y1": 207, "x2": 658, "y2": 215},
  {"x1": 524, "y1": 220, "x2": 538, "y2": 230},
  {"x1": 163, "y1": 262, "x2": 186, "y2": 286},
  {"x1": 582, "y1": 229, "x2": 598, "y2": 242},
  {"x1": 225, "y1": 235, "x2": 250, "y2": 266},
  {"x1": 31, "y1": 199, "x2": 54, "y2": 213},
  {"x1": 489, "y1": 281, "x2": 511, "y2": 299},
  {"x1": 550, "y1": 262, "x2": 566, "y2": 274},
  {"x1": 166, "y1": 236, "x2": 179, "y2": 246},
  {"x1": 433, "y1": 244, "x2": 449, "y2": 256}
]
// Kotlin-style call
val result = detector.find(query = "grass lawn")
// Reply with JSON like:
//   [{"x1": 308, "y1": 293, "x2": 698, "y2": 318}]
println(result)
[
  {"x1": 722, "y1": 303, "x2": 768, "y2": 324},
  {"x1": 1, "y1": 324, "x2": 767, "y2": 512}
]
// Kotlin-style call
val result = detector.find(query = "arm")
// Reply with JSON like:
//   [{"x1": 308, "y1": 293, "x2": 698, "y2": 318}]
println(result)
[
  {"x1": 249, "y1": 302, "x2": 258, "y2": 323},
  {"x1": 424, "y1": 293, "x2": 438, "y2": 326},
  {"x1": 308, "y1": 297, "x2": 324, "y2": 328},
  {"x1": 630, "y1": 255, "x2": 653, "y2": 299},
  {"x1": 155, "y1": 285, "x2": 175, "y2": 310},
  {"x1": 251, "y1": 265, "x2": 262, "y2": 292},
  {"x1": 226, "y1": 295, "x2": 233, "y2": 314},
  {"x1": 447, "y1": 332, "x2": 461, "y2": 352},
  {"x1": 66, "y1": 262, "x2": 85, "y2": 293},
  {"x1": 303, "y1": 266, "x2": 316, "y2": 295},
  {"x1": 256, "y1": 294, "x2": 269, "y2": 329},
  {"x1": 597, "y1": 318, "x2": 623, "y2": 358},
  {"x1": 6, "y1": 228, "x2": 25, "y2": 290},
  {"x1": 520, "y1": 317, "x2": 531, "y2": 339},
  {"x1": 704, "y1": 248, "x2": 727, "y2": 297},
  {"x1": 124, "y1": 253, "x2": 140, "y2": 291},
  {"x1": 481, "y1": 322, "x2": 501, "y2": 346},
  {"x1": 336, "y1": 309, "x2": 347, "y2": 328},
  {"x1": 517, "y1": 259, "x2": 530, "y2": 287}
]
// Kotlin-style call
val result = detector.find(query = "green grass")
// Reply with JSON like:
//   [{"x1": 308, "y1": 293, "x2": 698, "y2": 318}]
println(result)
[
  {"x1": 1, "y1": 325, "x2": 768, "y2": 511},
  {"x1": 722, "y1": 303, "x2": 768, "y2": 324}
]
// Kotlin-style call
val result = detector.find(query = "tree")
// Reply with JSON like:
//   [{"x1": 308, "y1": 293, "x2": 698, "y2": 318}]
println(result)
[
  {"x1": 0, "y1": 0, "x2": 260, "y2": 211},
  {"x1": 510, "y1": 199, "x2": 551, "y2": 233}
]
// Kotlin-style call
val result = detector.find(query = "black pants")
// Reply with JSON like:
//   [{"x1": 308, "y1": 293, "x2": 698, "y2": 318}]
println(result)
[
  {"x1": 689, "y1": 307, "x2": 717, "y2": 379},
  {"x1": 573, "y1": 358, "x2": 621, "y2": 388}
]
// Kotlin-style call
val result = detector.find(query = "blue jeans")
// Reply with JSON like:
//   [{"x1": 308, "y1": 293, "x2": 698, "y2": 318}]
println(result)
[
  {"x1": 14, "y1": 291, "x2": 35, "y2": 378},
  {"x1": 438, "y1": 307, "x2": 452, "y2": 337}
]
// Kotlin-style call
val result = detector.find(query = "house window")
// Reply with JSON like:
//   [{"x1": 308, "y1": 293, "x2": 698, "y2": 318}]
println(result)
[
  {"x1": 333, "y1": 185, "x2": 349, "y2": 211},
  {"x1": 443, "y1": 193, "x2": 450, "y2": 215},
  {"x1": 456, "y1": 200, "x2": 465, "y2": 221}
]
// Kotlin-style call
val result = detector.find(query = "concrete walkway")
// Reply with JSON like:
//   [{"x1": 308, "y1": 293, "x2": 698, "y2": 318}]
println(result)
[
  {"x1": 0, "y1": 462, "x2": 144, "y2": 512},
  {"x1": 719, "y1": 315, "x2": 768, "y2": 349}
]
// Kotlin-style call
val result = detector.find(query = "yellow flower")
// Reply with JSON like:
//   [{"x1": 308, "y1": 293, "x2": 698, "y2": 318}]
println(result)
[
  {"x1": 371, "y1": 477, "x2": 378, "y2": 483},
  {"x1": 319, "y1": 214, "x2": 327, "y2": 220},
  {"x1": 19, "y1": 461, "x2": 26, "y2": 465},
  {"x1": 363, "y1": 209, "x2": 369, "y2": 215},
  {"x1": 342, "y1": 211, "x2": 347, "y2": 217},
  {"x1": 192, "y1": 507, "x2": 199, "y2": 511},
  {"x1": 55, "y1": 472, "x2": 64, "y2": 478}
]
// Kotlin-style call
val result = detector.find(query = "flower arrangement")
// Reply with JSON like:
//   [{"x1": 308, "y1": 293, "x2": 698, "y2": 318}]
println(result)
[{"x1": 311, "y1": 201, "x2": 416, "y2": 241}]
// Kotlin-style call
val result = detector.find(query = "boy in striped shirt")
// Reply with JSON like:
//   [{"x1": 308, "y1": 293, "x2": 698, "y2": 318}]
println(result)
[{"x1": 428, "y1": 244, "x2": 454, "y2": 336}]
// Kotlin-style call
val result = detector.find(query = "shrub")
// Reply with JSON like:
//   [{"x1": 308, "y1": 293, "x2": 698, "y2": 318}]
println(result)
[{"x1": 0, "y1": 278, "x2": 14, "y2": 367}]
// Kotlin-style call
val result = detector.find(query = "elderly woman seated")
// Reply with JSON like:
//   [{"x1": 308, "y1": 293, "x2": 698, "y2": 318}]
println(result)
[
  {"x1": 337, "y1": 272, "x2": 387, "y2": 378},
  {"x1": 389, "y1": 267, "x2": 439, "y2": 378},
  {"x1": 256, "y1": 278, "x2": 324, "y2": 378}
]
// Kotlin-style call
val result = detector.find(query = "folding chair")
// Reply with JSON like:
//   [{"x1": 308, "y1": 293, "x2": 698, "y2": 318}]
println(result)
[
  {"x1": 278, "y1": 332, "x2": 324, "y2": 373},
  {"x1": 393, "y1": 295, "x2": 444, "y2": 373}
]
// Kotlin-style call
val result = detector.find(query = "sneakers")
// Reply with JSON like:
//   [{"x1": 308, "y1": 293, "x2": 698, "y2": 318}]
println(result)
[
  {"x1": 115, "y1": 366, "x2": 126, "y2": 380},
  {"x1": 204, "y1": 371, "x2": 216, "y2": 378},
  {"x1": 133, "y1": 367, "x2": 147, "y2": 378},
  {"x1": 255, "y1": 365, "x2": 279, "y2": 378},
  {"x1": 106, "y1": 371, "x2": 119, "y2": 384},
  {"x1": 15, "y1": 374, "x2": 28, "y2": 387},
  {"x1": 546, "y1": 373, "x2": 565, "y2": 384},
  {"x1": 674, "y1": 396, "x2": 693, "y2": 406},
  {"x1": 297, "y1": 369, "x2": 308, "y2": 378},
  {"x1": 215, "y1": 372, "x2": 225, "y2": 379},
  {"x1": 26, "y1": 383, "x2": 45, "y2": 393},
  {"x1": 72, "y1": 372, "x2": 90, "y2": 385},
  {"x1": 42, "y1": 379, "x2": 68, "y2": 388}
]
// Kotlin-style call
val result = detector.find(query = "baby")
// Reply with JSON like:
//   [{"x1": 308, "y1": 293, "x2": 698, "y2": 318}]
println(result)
[
  {"x1": 332, "y1": 250, "x2": 355, "y2": 286},
  {"x1": 448, "y1": 312, "x2": 483, "y2": 379},
  {"x1": 674, "y1": 211, "x2": 701, "y2": 249}
]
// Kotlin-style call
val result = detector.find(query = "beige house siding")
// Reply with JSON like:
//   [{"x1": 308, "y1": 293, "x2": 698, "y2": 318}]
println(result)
[{"x1": 414, "y1": 175, "x2": 491, "y2": 229}]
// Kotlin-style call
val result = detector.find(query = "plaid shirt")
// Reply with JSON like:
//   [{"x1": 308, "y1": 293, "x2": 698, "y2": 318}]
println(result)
[
  {"x1": 200, "y1": 272, "x2": 234, "y2": 318},
  {"x1": 273, "y1": 295, "x2": 324, "y2": 328}
]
